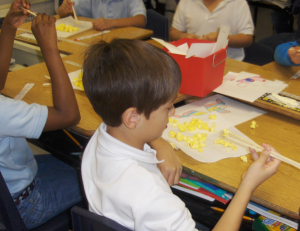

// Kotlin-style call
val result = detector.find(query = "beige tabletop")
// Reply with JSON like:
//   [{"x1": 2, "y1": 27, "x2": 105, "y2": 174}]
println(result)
[{"x1": 15, "y1": 16, "x2": 153, "y2": 55}]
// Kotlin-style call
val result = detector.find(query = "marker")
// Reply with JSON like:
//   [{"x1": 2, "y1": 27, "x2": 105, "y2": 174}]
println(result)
[{"x1": 75, "y1": 30, "x2": 110, "y2": 41}]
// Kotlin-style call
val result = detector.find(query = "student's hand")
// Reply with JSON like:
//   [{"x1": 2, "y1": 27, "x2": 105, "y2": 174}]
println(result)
[
  {"x1": 288, "y1": 46, "x2": 300, "y2": 65},
  {"x1": 31, "y1": 14, "x2": 57, "y2": 49},
  {"x1": 92, "y1": 18, "x2": 114, "y2": 31},
  {"x1": 186, "y1": 33, "x2": 202, "y2": 40},
  {"x1": 202, "y1": 32, "x2": 218, "y2": 41},
  {"x1": 58, "y1": 0, "x2": 74, "y2": 16},
  {"x1": 3, "y1": 0, "x2": 31, "y2": 29},
  {"x1": 149, "y1": 138, "x2": 183, "y2": 186},
  {"x1": 240, "y1": 144, "x2": 281, "y2": 193}
]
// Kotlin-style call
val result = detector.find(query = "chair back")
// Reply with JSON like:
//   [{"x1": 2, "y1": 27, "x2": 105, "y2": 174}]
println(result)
[
  {"x1": 71, "y1": 206, "x2": 132, "y2": 231},
  {"x1": 0, "y1": 171, "x2": 28, "y2": 231},
  {"x1": 145, "y1": 9, "x2": 169, "y2": 41}
]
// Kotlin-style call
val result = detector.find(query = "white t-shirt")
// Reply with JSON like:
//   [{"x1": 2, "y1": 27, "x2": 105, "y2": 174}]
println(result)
[
  {"x1": 81, "y1": 123, "x2": 197, "y2": 230},
  {"x1": 172, "y1": 0, "x2": 254, "y2": 61}
]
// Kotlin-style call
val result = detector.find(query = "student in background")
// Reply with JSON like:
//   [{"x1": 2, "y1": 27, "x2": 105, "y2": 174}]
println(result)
[
  {"x1": 169, "y1": 0, "x2": 254, "y2": 61},
  {"x1": 0, "y1": 1, "x2": 83, "y2": 228},
  {"x1": 274, "y1": 41, "x2": 300, "y2": 66},
  {"x1": 58, "y1": 0, "x2": 146, "y2": 31},
  {"x1": 81, "y1": 38, "x2": 281, "y2": 230}
]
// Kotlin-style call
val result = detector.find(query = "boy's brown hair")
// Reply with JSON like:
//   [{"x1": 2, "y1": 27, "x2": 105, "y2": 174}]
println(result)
[{"x1": 83, "y1": 39, "x2": 181, "y2": 127}]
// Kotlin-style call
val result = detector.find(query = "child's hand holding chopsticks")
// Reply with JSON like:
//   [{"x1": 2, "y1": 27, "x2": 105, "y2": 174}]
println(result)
[{"x1": 4, "y1": 0, "x2": 31, "y2": 29}]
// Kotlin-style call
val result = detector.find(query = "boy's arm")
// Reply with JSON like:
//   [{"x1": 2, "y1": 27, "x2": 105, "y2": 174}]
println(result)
[
  {"x1": 274, "y1": 41, "x2": 300, "y2": 66},
  {"x1": 148, "y1": 137, "x2": 182, "y2": 186},
  {"x1": 31, "y1": 14, "x2": 80, "y2": 131},
  {"x1": 202, "y1": 32, "x2": 253, "y2": 48},
  {"x1": 213, "y1": 144, "x2": 281, "y2": 231},
  {"x1": 0, "y1": 0, "x2": 30, "y2": 90},
  {"x1": 169, "y1": 26, "x2": 201, "y2": 41},
  {"x1": 92, "y1": 15, "x2": 146, "y2": 31}
]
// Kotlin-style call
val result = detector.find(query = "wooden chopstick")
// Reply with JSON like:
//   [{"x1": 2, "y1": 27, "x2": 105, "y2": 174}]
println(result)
[
  {"x1": 20, "y1": 7, "x2": 37, "y2": 17},
  {"x1": 223, "y1": 131, "x2": 300, "y2": 170},
  {"x1": 72, "y1": 5, "x2": 79, "y2": 24}
]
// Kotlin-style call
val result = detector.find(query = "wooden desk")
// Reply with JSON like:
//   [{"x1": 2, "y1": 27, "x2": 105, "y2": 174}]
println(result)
[{"x1": 15, "y1": 16, "x2": 153, "y2": 55}]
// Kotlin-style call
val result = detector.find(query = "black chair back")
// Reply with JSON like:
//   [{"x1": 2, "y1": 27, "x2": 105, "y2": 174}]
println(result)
[
  {"x1": 145, "y1": 9, "x2": 169, "y2": 41},
  {"x1": 71, "y1": 206, "x2": 132, "y2": 231}
]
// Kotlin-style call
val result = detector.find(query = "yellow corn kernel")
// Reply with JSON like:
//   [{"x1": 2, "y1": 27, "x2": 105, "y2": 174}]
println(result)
[
  {"x1": 176, "y1": 132, "x2": 183, "y2": 141},
  {"x1": 169, "y1": 142, "x2": 176, "y2": 149},
  {"x1": 168, "y1": 117, "x2": 173, "y2": 124},
  {"x1": 241, "y1": 155, "x2": 247, "y2": 162},
  {"x1": 169, "y1": 131, "x2": 176, "y2": 138},
  {"x1": 222, "y1": 128, "x2": 229, "y2": 137},
  {"x1": 198, "y1": 148, "x2": 203, "y2": 152},
  {"x1": 172, "y1": 119, "x2": 179, "y2": 127},
  {"x1": 214, "y1": 139, "x2": 221, "y2": 144},
  {"x1": 209, "y1": 114, "x2": 217, "y2": 120},
  {"x1": 188, "y1": 126, "x2": 196, "y2": 131},
  {"x1": 178, "y1": 125, "x2": 187, "y2": 132},
  {"x1": 232, "y1": 145, "x2": 237, "y2": 151},
  {"x1": 250, "y1": 121, "x2": 256, "y2": 129}
]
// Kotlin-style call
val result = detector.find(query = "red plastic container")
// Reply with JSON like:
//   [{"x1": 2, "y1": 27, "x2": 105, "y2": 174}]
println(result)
[{"x1": 163, "y1": 38, "x2": 227, "y2": 97}]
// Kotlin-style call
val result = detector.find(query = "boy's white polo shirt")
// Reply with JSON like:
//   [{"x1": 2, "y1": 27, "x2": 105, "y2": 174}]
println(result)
[
  {"x1": 172, "y1": 0, "x2": 254, "y2": 61},
  {"x1": 82, "y1": 123, "x2": 197, "y2": 230}
]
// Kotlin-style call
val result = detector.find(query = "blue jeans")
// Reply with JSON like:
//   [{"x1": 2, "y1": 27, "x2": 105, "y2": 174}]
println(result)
[{"x1": 16, "y1": 155, "x2": 83, "y2": 229}]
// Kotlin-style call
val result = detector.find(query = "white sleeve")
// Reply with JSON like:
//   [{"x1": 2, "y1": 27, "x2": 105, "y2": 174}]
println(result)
[
  {"x1": 129, "y1": 0, "x2": 146, "y2": 17},
  {"x1": 134, "y1": 189, "x2": 197, "y2": 231},
  {"x1": 171, "y1": 0, "x2": 187, "y2": 32},
  {"x1": 0, "y1": 96, "x2": 48, "y2": 139},
  {"x1": 235, "y1": 0, "x2": 254, "y2": 35}
]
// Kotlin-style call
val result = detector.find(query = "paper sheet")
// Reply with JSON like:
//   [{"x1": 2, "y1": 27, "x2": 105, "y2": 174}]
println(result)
[
  {"x1": 55, "y1": 16, "x2": 93, "y2": 38},
  {"x1": 44, "y1": 69, "x2": 84, "y2": 91},
  {"x1": 214, "y1": 72, "x2": 288, "y2": 102},
  {"x1": 161, "y1": 94, "x2": 266, "y2": 163}
]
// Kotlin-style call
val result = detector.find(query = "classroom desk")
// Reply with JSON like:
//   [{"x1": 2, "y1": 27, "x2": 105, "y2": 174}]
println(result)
[{"x1": 15, "y1": 16, "x2": 153, "y2": 55}]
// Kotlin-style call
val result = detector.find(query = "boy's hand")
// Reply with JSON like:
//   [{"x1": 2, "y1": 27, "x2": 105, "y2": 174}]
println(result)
[
  {"x1": 241, "y1": 144, "x2": 281, "y2": 193},
  {"x1": 92, "y1": 18, "x2": 114, "y2": 31},
  {"x1": 3, "y1": 0, "x2": 31, "y2": 29},
  {"x1": 186, "y1": 33, "x2": 201, "y2": 40},
  {"x1": 202, "y1": 32, "x2": 218, "y2": 41},
  {"x1": 288, "y1": 46, "x2": 300, "y2": 65},
  {"x1": 31, "y1": 14, "x2": 57, "y2": 49},
  {"x1": 59, "y1": 0, "x2": 74, "y2": 15},
  {"x1": 156, "y1": 143, "x2": 182, "y2": 186}
]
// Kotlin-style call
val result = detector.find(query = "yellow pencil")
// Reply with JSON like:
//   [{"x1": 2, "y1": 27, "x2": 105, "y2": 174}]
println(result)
[
  {"x1": 63, "y1": 129, "x2": 83, "y2": 149},
  {"x1": 211, "y1": 207, "x2": 254, "y2": 221},
  {"x1": 72, "y1": 4, "x2": 79, "y2": 24}
]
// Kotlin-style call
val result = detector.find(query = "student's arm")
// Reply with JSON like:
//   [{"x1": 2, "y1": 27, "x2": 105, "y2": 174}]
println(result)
[
  {"x1": 58, "y1": 0, "x2": 74, "y2": 18},
  {"x1": 274, "y1": 41, "x2": 300, "y2": 66},
  {"x1": 149, "y1": 137, "x2": 182, "y2": 186},
  {"x1": 92, "y1": 15, "x2": 146, "y2": 31},
  {"x1": 213, "y1": 144, "x2": 281, "y2": 231},
  {"x1": 169, "y1": 26, "x2": 201, "y2": 41},
  {"x1": 31, "y1": 14, "x2": 80, "y2": 131},
  {"x1": 202, "y1": 32, "x2": 253, "y2": 48},
  {"x1": 0, "y1": 0, "x2": 30, "y2": 90}
]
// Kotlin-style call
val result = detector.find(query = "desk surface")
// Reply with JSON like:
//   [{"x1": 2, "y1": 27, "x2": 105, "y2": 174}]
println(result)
[{"x1": 15, "y1": 16, "x2": 153, "y2": 55}]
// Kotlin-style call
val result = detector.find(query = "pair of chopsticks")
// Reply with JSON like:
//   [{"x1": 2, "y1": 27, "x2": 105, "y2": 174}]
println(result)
[
  {"x1": 20, "y1": 4, "x2": 78, "y2": 25},
  {"x1": 222, "y1": 130, "x2": 300, "y2": 170},
  {"x1": 20, "y1": 7, "x2": 37, "y2": 17}
]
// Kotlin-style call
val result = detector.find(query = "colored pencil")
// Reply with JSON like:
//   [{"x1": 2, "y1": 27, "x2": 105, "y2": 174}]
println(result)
[
  {"x1": 211, "y1": 207, "x2": 254, "y2": 221},
  {"x1": 20, "y1": 7, "x2": 37, "y2": 17}
]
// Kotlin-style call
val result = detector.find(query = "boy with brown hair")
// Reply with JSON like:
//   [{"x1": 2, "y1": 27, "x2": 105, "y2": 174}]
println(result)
[{"x1": 81, "y1": 39, "x2": 281, "y2": 230}]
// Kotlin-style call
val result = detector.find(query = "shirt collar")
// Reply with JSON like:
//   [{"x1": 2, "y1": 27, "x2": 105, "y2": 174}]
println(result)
[{"x1": 97, "y1": 123, "x2": 164, "y2": 164}]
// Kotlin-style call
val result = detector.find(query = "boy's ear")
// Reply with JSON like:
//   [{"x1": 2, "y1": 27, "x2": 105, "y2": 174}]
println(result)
[{"x1": 122, "y1": 107, "x2": 140, "y2": 129}]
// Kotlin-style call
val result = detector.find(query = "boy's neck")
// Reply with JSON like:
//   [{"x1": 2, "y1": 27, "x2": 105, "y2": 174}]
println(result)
[
  {"x1": 203, "y1": 0, "x2": 224, "y2": 13},
  {"x1": 107, "y1": 125, "x2": 146, "y2": 151}
]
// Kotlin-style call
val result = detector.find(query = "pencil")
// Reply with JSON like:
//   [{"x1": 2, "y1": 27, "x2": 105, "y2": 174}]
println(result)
[
  {"x1": 211, "y1": 207, "x2": 254, "y2": 221},
  {"x1": 20, "y1": 7, "x2": 37, "y2": 17},
  {"x1": 63, "y1": 129, "x2": 83, "y2": 149}
]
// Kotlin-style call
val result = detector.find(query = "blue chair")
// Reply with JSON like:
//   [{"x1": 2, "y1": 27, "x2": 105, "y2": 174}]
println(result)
[
  {"x1": 71, "y1": 206, "x2": 131, "y2": 231},
  {"x1": 0, "y1": 171, "x2": 75, "y2": 231},
  {"x1": 145, "y1": 9, "x2": 169, "y2": 41}
]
